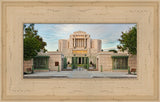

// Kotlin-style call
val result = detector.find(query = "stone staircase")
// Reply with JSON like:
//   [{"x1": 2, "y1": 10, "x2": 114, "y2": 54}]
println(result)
[{"x1": 69, "y1": 67, "x2": 91, "y2": 78}]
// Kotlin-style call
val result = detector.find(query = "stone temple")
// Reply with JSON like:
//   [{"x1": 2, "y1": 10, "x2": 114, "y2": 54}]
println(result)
[
  {"x1": 59, "y1": 31, "x2": 101, "y2": 65},
  {"x1": 24, "y1": 31, "x2": 137, "y2": 73}
]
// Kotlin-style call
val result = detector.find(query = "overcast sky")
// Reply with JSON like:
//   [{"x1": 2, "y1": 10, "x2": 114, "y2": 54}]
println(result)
[{"x1": 25, "y1": 24, "x2": 136, "y2": 51}]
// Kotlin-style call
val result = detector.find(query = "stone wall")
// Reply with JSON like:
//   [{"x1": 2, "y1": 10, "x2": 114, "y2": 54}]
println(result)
[
  {"x1": 97, "y1": 54, "x2": 112, "y2": 71},
  {"x1": 128, "y1": 55, "x2": 137, "y2": 70},
  {"x1": 23, "y1": 59, "x2": 33, "y2": 72},
  {"x1": 91, "y1": 39, "x2": 101, "y2": 52},
  {"x1": 97, "y1": 52, "x2": 135, "y2": 72},
  {"x1": 48, "y1": 53, "x2": 63, "y2": 71},
  {"x1": 58, "y1": 39, "x2": 68, "y2": 52}
]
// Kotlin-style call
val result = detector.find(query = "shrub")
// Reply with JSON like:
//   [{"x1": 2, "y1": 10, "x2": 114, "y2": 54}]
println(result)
[
  {"x1": 71, "y1": 64, "x2": 77, "y2": 69},
  {"x1": 58, "y1": 65, "x2": 60, "y2": 72},
  {"x1": 128, "y1": 66, "x2": 131, "y2": 74},
  {"x1": 63, "y1": 57, "x2": 67, "y2": 69},
  {"x1": 101, "y1": 65, "x2": 103, "y2": 72},
  {"x1": 83, "y1": 64, "x2": 87, "y2": 69}
]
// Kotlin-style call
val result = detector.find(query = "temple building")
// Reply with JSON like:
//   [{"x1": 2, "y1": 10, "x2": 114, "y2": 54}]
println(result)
[
  {"x1": 58, "y1": 31, "x2": 101, "y2": 65},
  {"x1": 24, "y1": 31, "x2": 137, "y2": 73}
]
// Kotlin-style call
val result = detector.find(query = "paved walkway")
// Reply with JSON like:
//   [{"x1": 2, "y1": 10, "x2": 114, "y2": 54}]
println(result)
[{"x1": 24, "y1": 68, "x2": 137, "y2": 79}]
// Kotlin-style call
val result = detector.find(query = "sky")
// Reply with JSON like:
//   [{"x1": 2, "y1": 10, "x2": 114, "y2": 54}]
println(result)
[{"x1": 25, "y1": 24, "x2": 136, "y2": 51}]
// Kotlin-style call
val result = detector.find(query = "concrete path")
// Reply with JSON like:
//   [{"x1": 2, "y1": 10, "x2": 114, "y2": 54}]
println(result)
[{"x1": 24, "y1": 69, "x2": 137, "y2": 79}]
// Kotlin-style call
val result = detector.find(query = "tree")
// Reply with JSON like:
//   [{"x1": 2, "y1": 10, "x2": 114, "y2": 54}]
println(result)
[
  {"x1": 63, "y1": 57, "x2": 67, "y2": 69},
  {"x1": 24, "y1": 37, "x2": 41, "y2": 60},
  {"x1": 117, "y1": 26, "x2": 137, "y2": 55},
  {"x1": 24, "y1": 24, "x2": 47, "y2": 60}
]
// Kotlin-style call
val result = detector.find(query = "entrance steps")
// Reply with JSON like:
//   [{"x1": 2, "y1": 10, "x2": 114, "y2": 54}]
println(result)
[
  {"x1": 73, "y1": 67, "x2": 87, "y2": 71},
  {"x1": 69, "y1": 67, "x2": 91, "y2": 78}
]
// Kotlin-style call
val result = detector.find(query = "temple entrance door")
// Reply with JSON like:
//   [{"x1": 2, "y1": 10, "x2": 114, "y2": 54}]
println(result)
[
  {"x1": 72, "y1": 57, "x2": 89, "y2": 64},
  {"x1": 79, "y1": 57, "x2": 81, "y2": 64}
]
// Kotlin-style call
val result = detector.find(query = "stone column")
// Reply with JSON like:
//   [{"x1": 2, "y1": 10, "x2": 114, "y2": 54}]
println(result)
[
  {"x1": 81, "y1": 39, "x2": 83, "y2": 47},
  {"x1": 86, "y1": 39, "x2": 87, "y2": 48},
  {"x1": 74, "y1": 38, "x2": 75, "y2": 47},
  {"x1": 81, "y1": 57, "x2": 82, "y2": 64},
  {"x1": 83, "y1": 40, "x2": 84, "y2": 47},
  {"x1": 84, "y1": 38, "x2": 86, "y2": 47},
  {"x1": 77, "y1": 57, "x2": 79, "y2": 64},
  {"x1": 84, "y1": 39, "x2": 85, "y2": 47},
  {"x1": 73, "y1": 39, "x2": 74, "y2": 48},
  {"x1": 81, "y1": 39, "x2": 82, "y2": 47},
  {"x1": 78, "y1": 39, "x2": 79, "y2": 47},
  {"x1": 75, "y1": 39, "x2": 76, "y2": 47}
]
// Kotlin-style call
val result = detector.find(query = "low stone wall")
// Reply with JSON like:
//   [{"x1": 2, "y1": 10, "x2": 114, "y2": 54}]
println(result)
[
  {"x1": 23, "y1": 59, "x2": 33, "y2": 72},
  {"x1": 128, "y1": 55, "x2": 137, "y2": 70},
  {"x1": 97, "y1": 54, "x2": 137, "y2": 72},
  {"x1": 48, "y1": 53, "x2": 62, "y2": 71},
  {"x1": 97, "y1": 54, "x2": 112, "y2": 71}
]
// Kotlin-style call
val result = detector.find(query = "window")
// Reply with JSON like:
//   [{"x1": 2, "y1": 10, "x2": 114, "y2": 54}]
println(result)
[
  {"x1": 33, "y1": 56, "x2": 49, "y2": 69},
  {"x1": 55, "y1": 62, "x2": 59, "y2": 66},
  {"x1": 112, "y1": 56, "x2": 128, "y2": 69}
]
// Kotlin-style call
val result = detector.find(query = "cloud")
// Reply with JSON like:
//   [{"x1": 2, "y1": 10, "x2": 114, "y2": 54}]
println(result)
[{"x1": 29, "y1": 24, "x2": 136, "y2": 51}]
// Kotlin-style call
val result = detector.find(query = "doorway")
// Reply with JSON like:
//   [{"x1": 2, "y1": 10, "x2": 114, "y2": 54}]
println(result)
[{"x1": 79, "y1": 57, "x2": 81, "y2": 64}]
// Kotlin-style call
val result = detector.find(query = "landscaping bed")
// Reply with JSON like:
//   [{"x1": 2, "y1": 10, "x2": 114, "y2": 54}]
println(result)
[
  {"x1": 62, "y1": 69, "x2": 73, "y2": 71},
  {"x1": 87, "y1": 69, "x2": 98, "y2": 71}
]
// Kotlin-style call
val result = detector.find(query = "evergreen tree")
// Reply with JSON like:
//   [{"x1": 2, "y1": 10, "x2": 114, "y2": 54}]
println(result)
[
  {"x1": 24, "y1": 24, "x2": 47, "y2": 60},
  {"x1": 117, "y1": 26, "x2": 137, "y2": 55}
]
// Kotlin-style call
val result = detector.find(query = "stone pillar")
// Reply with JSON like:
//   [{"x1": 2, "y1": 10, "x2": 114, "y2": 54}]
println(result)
[
  {"x1": 77, "y1": 57, "x2": 79, "y2": 64},
  {"x1": 78, "y1": 39, "x2": 79, "y2": 47},
  {"x1": 74, "y1": 39, "x2": 75, "y2": 47},
  {"x1": 83, "y1": 39, "x2": 85, "y2": 47},
  {"x1": 76, "y1": 39, "x2": 78, "y2": 47},
  {"x1": 83, "y1": 39, "x2": 84, "y2": 47},
  {"x1": 74, "y1": 38, "x2": 75, "y2": 47},
  {"x1": 81, "y1": 57, "x2": 82, "y2": 64},
  {"x1": 81, "y1": 39, "x2": 82, "y2": 47},
  {"x1": 86, "y1": 39, "x2": 87, "y2": 48},
  {"x1": 84, "y1": 38, "x2": 86, "y2": 47},
  {"x1": 73, "y1": 39, "x2": 74, "y2": 48}
]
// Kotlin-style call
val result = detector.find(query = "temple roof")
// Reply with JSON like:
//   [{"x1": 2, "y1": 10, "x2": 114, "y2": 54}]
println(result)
[
  {"x1": 73, "y1": 31, "x2": 86, "y2": 33},
  {"x1": 72, "y1": 31, "x2": 89, "y2": 35}
]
